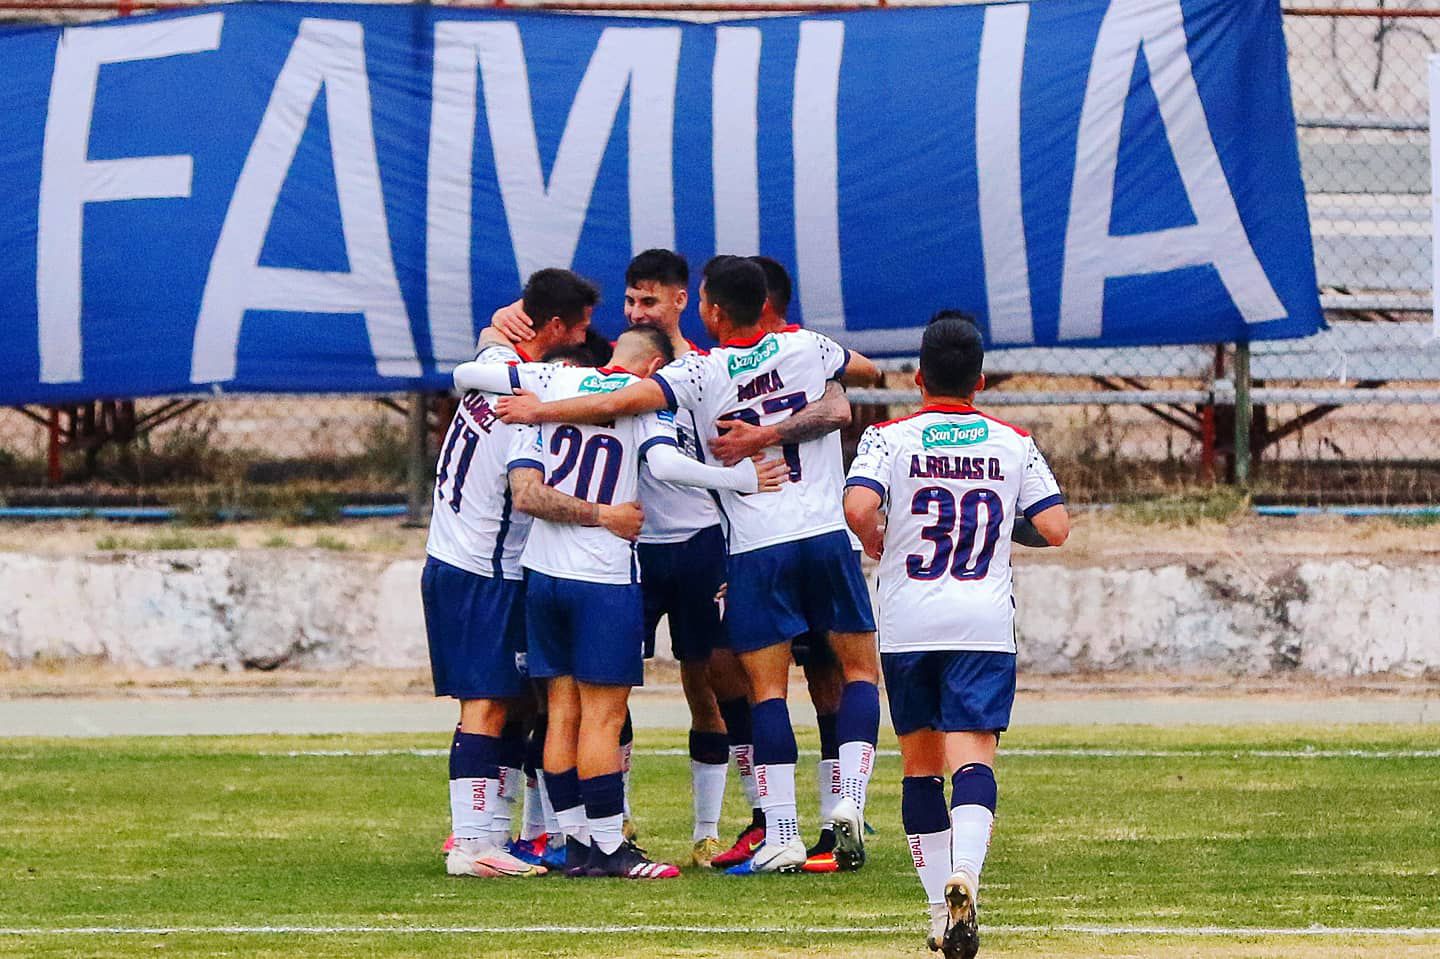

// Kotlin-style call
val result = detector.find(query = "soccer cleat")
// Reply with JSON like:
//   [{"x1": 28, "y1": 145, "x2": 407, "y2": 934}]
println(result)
[
  {"x1": 504, "y1": 836, "x2": 547, "y2": 867},
  {"x1": 538, "y1": 835, "x2": 568, "y2": 872},
  {"x1": 830, "y1": 796, "x2": 867, "y2": 871},
  {"x1": 563, "y1": 837, "x2": 596, "y2": 877},
  {"x1": 445, "y1": 840, "x2": 547, "y2": 878},
  {"x1": 724, "y1": 837, "x2": 807, "y2": 875},
  {"x1": 710, "y1": 823, "x2": 765, "y2": 869},
  {"x1": 622, "y1": 818, "x2": 638, "y2": 841},
  {"x1": 942, "y1": 870, "x2": 981, "y2": 959},
  {"x1": 802, "y1": 828, "x2": 839, "y2": 873},
  {"x1": 586, "y1": 840, "x2": 681, "y2": 879},
  {"x1": 441, "y1": 832, "x2": 456, "y2": 856},
  {"x1": 690, "y1": 836, "x2": 724, "y2": 868},
  {"x1": 926, "y1": 902, "x2": 950, "y2": 952}
]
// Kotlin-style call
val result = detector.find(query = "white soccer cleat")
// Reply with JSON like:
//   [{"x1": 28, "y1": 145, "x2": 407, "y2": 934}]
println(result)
[
  {"x1": 927, "y1": 902, "x2": 950, "y2": 952},
  {"x1": 830, "y1": 796, "x2": 867, "y2": 871},
  {"x1": 445, "y1": 839, "x2": 548, "y2": 878},
  {"x1": 724, "y1": 837, "x2": 807, "y2": 874},
  {"x1": 942, "y1": 870, "x2": 981, "y2": 959}
]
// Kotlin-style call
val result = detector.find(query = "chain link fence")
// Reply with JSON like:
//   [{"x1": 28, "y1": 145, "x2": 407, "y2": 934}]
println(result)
[{"x1": 1, "y1": 2, "x2": 1437, "y2": 511}]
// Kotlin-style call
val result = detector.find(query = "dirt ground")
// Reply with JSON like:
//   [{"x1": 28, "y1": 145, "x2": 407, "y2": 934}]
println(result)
[{"x1": 1, "y1": 510, "x2": 1437, "y2": 560}]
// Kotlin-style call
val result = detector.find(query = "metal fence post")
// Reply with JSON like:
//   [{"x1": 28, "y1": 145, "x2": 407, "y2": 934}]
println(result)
[
  {"x1": 405, "y1": 391, "x2": 430, "y2": 527},
  {"x1": 1233, "y1": 341, "x2": 1252, "y2": 489}
]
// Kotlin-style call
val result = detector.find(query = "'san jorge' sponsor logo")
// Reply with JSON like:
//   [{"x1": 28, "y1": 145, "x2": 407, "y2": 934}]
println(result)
[
  {"x1": 726, "y1": 335, "x2": 779, "y2": 377},
  {"x1": 578, "y1": 373, "x2": 632, "y2": 394},
  {"x1": 921, "y1": 421, "x2": 988, "y2": 448}
]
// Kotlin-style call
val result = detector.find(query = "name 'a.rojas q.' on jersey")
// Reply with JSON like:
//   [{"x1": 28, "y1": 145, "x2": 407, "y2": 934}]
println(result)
[{"x1": 846, "y1": 406, "x2": 1065, "y2": 655}]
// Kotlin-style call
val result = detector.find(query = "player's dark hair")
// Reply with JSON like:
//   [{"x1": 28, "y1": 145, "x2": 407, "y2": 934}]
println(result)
[
  {"x1": 626, "y1": 249, "x2": 689, "y2": 289},
  {"x1": 541, "y1": 328, "x2": 613, "y2": 367},
  {"x1": 540, "y1": 344, "x2": 596, "y2": 366},
  {"x1": 920, "y1": 310, "x2": 984, "y2": 398},
  {"x1": 701, "y1": 256, "x2": 766, "y2": 328},
  {"x1": 522, "y1": 268, "x2": 599, "y2": 330},
  {"x1": 748, "y1": 256, "x2": 792, "y2": 319},
  {"x1": 618, "y1": 323, "x2": 676, "y2": 366}
]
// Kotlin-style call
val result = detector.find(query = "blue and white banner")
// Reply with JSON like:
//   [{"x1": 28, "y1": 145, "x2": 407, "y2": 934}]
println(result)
[{"x1": 0, "y1": 0, "x2": 1320, "y2": 403}]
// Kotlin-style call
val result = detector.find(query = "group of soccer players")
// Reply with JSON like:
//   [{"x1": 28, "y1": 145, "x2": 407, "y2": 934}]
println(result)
[{"x1": 421, "y1": 249, "x2": 1069, "y2": 957}]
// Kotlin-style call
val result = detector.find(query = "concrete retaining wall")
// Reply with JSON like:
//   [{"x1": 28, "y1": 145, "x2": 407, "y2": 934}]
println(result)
[{"x1": 1, "y1": 551, "x2": 1437, "y2": 677}]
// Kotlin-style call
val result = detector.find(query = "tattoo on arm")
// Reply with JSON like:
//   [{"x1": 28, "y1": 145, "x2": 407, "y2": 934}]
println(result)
[
  {"x1": 775, "y1": 380, "x2": 851, "y2": 444},
  {"x1": 508, "y1": 468, "x2": 597, "y2": 526}
]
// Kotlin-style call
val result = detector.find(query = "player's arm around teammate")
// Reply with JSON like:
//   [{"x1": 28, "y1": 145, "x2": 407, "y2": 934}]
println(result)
[{"x1": 844, "y1": 312, "x2": 1068, "y2": 958}]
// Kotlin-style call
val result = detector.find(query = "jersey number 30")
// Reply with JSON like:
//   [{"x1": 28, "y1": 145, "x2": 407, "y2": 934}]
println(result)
[{"x1": 907, "y1": 486, "x2": 1004, "y2": 581}]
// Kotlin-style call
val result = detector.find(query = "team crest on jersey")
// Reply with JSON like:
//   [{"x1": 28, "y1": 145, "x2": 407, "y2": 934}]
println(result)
[
  {"x1": 922, "y1": 421, "x2": 989, "y2": 448},
  {"x1": 578, "y1": 373, "x2": 632, "y2": 394},
  {"x1": 726, "y1": 336, "x2": 779, "y2": 377}
]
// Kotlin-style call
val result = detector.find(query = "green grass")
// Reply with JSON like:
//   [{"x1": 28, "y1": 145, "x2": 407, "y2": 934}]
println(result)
[
  {"x1": 94, "y1": 531, "x2": 240, "y2": 551},
  {"x1": 1, "y1": 725, "x2": 1438, "y2": 958}
]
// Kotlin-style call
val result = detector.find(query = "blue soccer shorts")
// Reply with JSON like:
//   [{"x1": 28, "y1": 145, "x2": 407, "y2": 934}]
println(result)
[
  {"x1": 420, "y1": 556, "x2": 527, "y2": 700},
  {"x1": 525, "y1": 570, "x2": 645, "y2": 687},
  {"x1": 882, "y1": 650, "x2": 1016, "y2": 736},
  {"x1": 724, "y1": 529, "x2": 876, "y2": 654},
  {"x1": 637, "y1": 524, "x2": 727, "y2": 664}
]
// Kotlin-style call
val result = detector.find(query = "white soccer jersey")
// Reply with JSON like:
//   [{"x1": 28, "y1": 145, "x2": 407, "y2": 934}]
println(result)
[
  {"x1": 637, "y1": 402, "x2": 723, "y2": 544},
  {"x1": 425, "y1": 342, "x2": 535, "y2": 580},
  {"x1": 652, "y1": 328, "x2": 850, "y2": 554},
  {"x1": 506, "y1": 365, "x2": 677, "y2": 585},
  {"x1": 845, "y1": 404, "x2": 1064, "y2": 654}
]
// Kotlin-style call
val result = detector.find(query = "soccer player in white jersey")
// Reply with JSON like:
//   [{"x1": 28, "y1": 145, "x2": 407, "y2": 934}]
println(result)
[
  {"x1": 844, "y1": 312, "x2": 1069, "y2": 958},
  {"x1": 455, "y1": 324, "x2": 788, "y2": 878},
  {"x1": 706, "y1": 255, "x2": 868, "y2": 872},
  {"x1": 497, "y1": 256, "x2": 883, "y2": 875},
  {"x1": 424, "y1": 268, "x2": 630, "y2": 880}
]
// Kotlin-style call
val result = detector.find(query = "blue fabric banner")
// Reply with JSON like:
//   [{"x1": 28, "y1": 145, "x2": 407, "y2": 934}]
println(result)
[{"x1": 0, "y1": 0, "x2": 1321, "y2": 403}]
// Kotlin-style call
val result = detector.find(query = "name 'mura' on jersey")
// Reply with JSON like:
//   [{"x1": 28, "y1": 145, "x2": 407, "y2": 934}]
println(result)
[
  {"x1": 506, "y1": 364, "x2": 678, "y2": 585},
  {"x1": 425, "y1": 343, "x2": 534, "y2": 580},
  {"x1": 845, "y1": 404, "x2": 1065, "y2": 654},
  {"x1": 651, "y1": 328, "x2": 850, "y2": 554}
]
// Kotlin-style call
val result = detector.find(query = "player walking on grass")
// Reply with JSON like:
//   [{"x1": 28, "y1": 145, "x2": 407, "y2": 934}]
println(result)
[
  {"x1": 497, "y1": 256, "x2": 883, "y2": 875},
  {"x1": 843, "y1": 312, "x2": 1069, "y2": 957},
  {"x1": 423, "y1": 268, "x2": 602, "y2": 880},
  {"x1": 455, "y1": 324, "x2": 789, "y2": 878}
]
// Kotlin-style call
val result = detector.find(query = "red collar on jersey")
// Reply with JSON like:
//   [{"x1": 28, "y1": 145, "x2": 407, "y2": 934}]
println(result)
[
  {"x1": 920, "y1": 402, "x2": 978, "y2": 414},
  {"x1": 514, "y1": 344, "x2": 536, "y2": 362},
  {"x1": 720, "y1": 328, "x2": 773, "y2": 348},
  {"x1": 597, "y1": 365, "x2": 641, "y2": 377}
]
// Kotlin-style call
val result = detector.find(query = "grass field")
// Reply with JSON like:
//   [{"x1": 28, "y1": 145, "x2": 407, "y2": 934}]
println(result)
[{"x1": 3, "y1": 724, "x2": 1439, "y2": 958}]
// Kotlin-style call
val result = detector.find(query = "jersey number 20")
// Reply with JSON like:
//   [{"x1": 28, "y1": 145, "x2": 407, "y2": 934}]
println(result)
[{"x1": 907, "y1": 486, "x2": 1004, "y2": 581}]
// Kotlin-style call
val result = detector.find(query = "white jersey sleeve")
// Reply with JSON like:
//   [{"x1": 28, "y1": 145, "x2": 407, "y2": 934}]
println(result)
[
  {"x1": 506, "y1": 424, "x2": 543, "y2": 472},
  {"x1": 1018, "y1": 437, "x2": 1065, "y2": 517},
  {"x1": 846, "y1": 425, "x2": 896, "y2": 504}
]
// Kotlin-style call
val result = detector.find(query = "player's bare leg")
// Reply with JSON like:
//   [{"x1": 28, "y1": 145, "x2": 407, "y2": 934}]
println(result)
[
  {"x1": 446, "y1": 697, "x2": 546, "y2": 878},
  {"x1": 942, "y1": 731, "x2": 999, "y2": 959},
  {"x1": 577, "y1": 682, "x2": 679, "y2": 878},
  {"x1": 727, "y1": 642, "x2": 806, "y2": 874},
  {"x1": 825, "y1": 630, "x2": 881, "y2": 870},
  {"x1": 681, "y1": 659, "x2": 729, "y2": 865}
]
